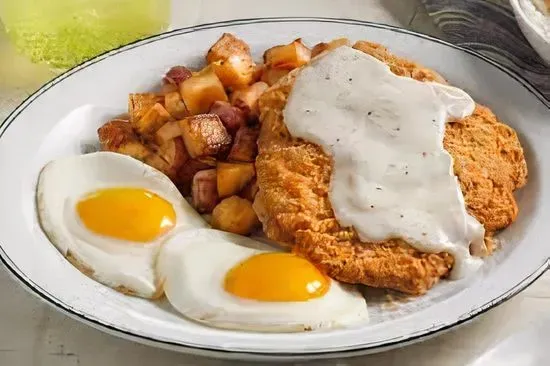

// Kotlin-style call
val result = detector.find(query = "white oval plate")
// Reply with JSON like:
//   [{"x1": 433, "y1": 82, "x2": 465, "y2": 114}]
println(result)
[{"x1": 0, "y1": 18, "x2": 549, "y2": 361}]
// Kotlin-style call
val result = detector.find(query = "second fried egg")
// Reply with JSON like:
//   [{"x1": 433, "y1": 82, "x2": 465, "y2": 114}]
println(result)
[{"x1": 157, "y1": 228, "x2": 369, "y2": 332}]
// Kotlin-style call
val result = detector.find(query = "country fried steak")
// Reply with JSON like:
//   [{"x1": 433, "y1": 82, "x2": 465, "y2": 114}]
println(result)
[{"x1": 254, "y1": 41, "x2": 527, "y2": 295}]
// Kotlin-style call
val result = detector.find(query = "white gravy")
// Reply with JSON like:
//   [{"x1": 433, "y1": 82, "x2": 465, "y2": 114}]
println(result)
[{"x1": 284, "y1": 46, "x2": 486, "y2": 279}]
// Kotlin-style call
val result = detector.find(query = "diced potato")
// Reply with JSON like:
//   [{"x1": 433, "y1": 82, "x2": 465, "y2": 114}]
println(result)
[
  {"x1": 164, "y1": 65, "x2": 193, "y2": 85},
  {"x1": 252, "y1": 63, "x2": 265, "y2": 82},
  {"x1": 155, "y1": 120, "x2": 182, "y2": 145},
  {"x1": 260, "y1": 67, "x2": 290, "y2": 86},
  {"x1": 207, "y1": 33, "x2": 256, "y2": 89},
  {"x1": 192, "y1": 169, "x2": 219, "y2": 213},
  {"x1": 161, "y1": 83, "x2": 179, "y2": 95},
  {"x1": 98, "y1": 119, "x2": 152, "y2": 160},
  {"x1": 164, "y1": 91, "x2": 189, "y2": 120},
  {"x1": 145, "y1": 153, "x2": 176, "y2": 179},
  {"x1": 128, "y1": 93, "x2": 164, "y2": 122},
  {"x1": 209, "y1": 101, "x2": 246, "y2": 135},
  {"x1": 211, "y1": 196, "x2": 259, "y2": 235},
  {"x1": 228, "y1": 126, "x2": 259, "y2": 162},
  {"x1": 157, "y1": 137, "x2": 189, "y2": 172},
  {"x1": 179, "y1": 65, "x2": 228, "y2": 115},
  {"x1": 179, "y1": 114, "x2": 232, "y2": 158},
  {"x1": 177, "y1": 158, "x2": 217, "y2": 196},
  {"x1": 263, "y1": 39, "x2": 311, "y2": 70},
  {"x1": 239, "y1": 178, "x2": 259, "y2": 202},
  {"x1": 230, "y1": 82, "x2": 268, "y2": 118},
  {"x1": 311, "y1": 38, "x2": 351, "y2": 58},
  {"x1": 217, "y1": 161, "x2": 255, "y2": 198},
  {"x1": 133, "y1": 103, "x2": 173, "y2": 137}
]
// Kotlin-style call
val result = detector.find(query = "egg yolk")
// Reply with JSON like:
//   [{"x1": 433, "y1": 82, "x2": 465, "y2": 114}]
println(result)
[
  {"x1": 76, "y1": 187, "x2": 176, "y2": 243},
  {"x1": 224, "y1": 253, "x2": 330, "y2": 302}
]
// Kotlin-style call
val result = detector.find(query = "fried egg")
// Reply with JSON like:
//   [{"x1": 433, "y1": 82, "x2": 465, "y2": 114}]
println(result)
[
  {"x1": 36, "y1": 151, "x2": 206, "y2": 298},
  {"x1": 157, "y1": 228, "x2": 369, "y2": 332}
]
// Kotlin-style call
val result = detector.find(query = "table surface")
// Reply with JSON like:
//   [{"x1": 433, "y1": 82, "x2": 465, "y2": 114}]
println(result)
[{"x1": 1, "y1": 1, "x2": 549, "y2": 365}]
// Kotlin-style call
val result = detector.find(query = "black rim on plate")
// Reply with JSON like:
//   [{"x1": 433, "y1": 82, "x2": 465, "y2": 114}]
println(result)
[{"x1": 0, "y1": 17, "x2": 549, "y2": 360}]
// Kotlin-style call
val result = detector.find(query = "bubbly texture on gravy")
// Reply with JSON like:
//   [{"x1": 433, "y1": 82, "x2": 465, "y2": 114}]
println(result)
[{"x1": 284, "y1": 46, "x2": 486, "y2": 278}]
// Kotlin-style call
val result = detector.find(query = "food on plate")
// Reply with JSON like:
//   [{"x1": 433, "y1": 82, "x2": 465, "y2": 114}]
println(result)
[
  {"x1": 36, "y1": 32, "x2": 528, "y2": 330},
  {"x1": 163, "y1": 65, "x2": 193, "y2": 85},
  {"x1": 180, "y1": 65, "x2": 228, "y2": 115},
  {"x1": 179, "y1": 114, "x2": 232, "y2": 158},
  {"x1": 164, "y1": 91, "x2": 189, "y2": 120},
  {"x1": 157, "y1": 229, "x2": 369, "y2": 331},
  {"x1": 261, "y1": 67, "x2": 291, "y2": 87},
  {"x1": 229, "y1": 81, "x2": 269, "y2": 119},
  {"x1": 255, "y1": 41, "x2": 527, "y2": 294},
  {"x1": 227, "y1": 126, "x2": 259, "y2": 162},
  {"x1": 207, "y1": 33, "x2": 257, "y2": 89},
  {"x1": 128, "y1": 93, "x2": 164, "y2": 123},
  {"x1": 155, "y1": 120, "x2": 182, "y2": 145},
  {"x1": 264, "y1": 38, "x2": 311, "y2": 70},
  {"x1": 211, "y1": 196, "x2": 260, "y2": 235},
  {"x1": 260, "y1": 39, "x2": 312, "y2": 87},
  {"x1": 177, "y1": 158, "x2": 217, "y2": 195},
  {"x1": 240, "y1": 178, "x2": 259, "y2": 202},
  {"x1": 36, "y1": 152, "x2": 206, "y2": 298},
  {"x1": 311, "y1": 37, "x2": 351, "y2": 58},
  {"x1": 191, "y1": 169, "x2": 219, "y2": 213},
  {"x1": 217, "y1": 161, "x2": 256, "y2": 198},
  {"x1": 133, "y1": 103, "x2": 173, "y2": 138},
  {"x1": 156, "y1": 137, "x2": 188, "y2": 175},
  {"x1": 209, "y1": 100, "x2": 246, "y2": 135},
  {"x1": 98, "y1": 119, "x2": 152, "y2": 161}
]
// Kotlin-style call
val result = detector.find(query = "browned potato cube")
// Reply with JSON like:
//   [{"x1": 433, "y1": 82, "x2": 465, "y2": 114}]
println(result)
[
  {"x1": 133, "y1": 103, "x2": 173, "y2": 137},
  {"x1": 227, "y1": 126, "x2": 259, "y2": 162},
  {"x1": 192, "y1": 169, "x2": 219, "y2": 213},
  {"x1": 128, "y1": 93, "x2": 163, "y2": 123},
  {"x1": 177, "y1": 158, "x2": 217, "y2": 196},
  {"x1": 207, "y1": 33, "x2": 256, "y2": 89},
  {"x1": 217, "y1": 161, "x2": 255, "y2": 198},
  {"x1": 209, "y1": 101, "x2": 246, "y2": 135},
  {"x1": 164, "y1": 91, "x2": 189, "y2": 120},
  {"x1": 98, "y1": 119, "x2": 151, "y2": 161},
  {"x1": 311, "y1": 38, "x2": 351, "y2": 58},
  {"x1": 260, "y1": 67, "x2": 290, "y2": 86},
  {"x1": 239, "y1": 178, "x2": 258, "y2": 202},
  {"x1": 145, "y1": 153, "x2": 176, "y2": 179},
  {"x1": 263, "y1": 39, "x2": 311, "y2": 70},
  {"x1": 157, "y1": 137, "x2": 189, "y2": 172},
  {"x1": 179, "y1": 65, "x2": 228, "y2": 115},
  {"x1": 211, "y1": 196, "x2": 260, "y2": 235},
  {"x1": 230, "y1": 82, "x2": 268, "y2": 118},
  {"x1": 155, "y1": 120, "x2": 182, "y2": 145},
  {"x1": 161, "y1": 83, "x2": 179, "y2": 95},
  {"x1": 179, "y1": 114, "x2": 232, "y2": 158}
]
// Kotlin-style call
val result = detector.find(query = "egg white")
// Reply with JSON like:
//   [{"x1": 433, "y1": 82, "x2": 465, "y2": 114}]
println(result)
[
  {"x1": 157, "y1": 228, "x2": 369, "y2": 332},
  {"x1": 36, "y1": 151, "x2": 207, "y2": 298}
]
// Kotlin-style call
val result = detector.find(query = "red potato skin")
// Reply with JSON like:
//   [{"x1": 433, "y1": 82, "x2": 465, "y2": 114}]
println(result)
[
  {"x1": 191, "y1": 169, "x2": 219, "y2": 213},
  {"x1": 228, "y1": 126, "x2": 259, "y2": 162},
  {"x1": 209, "y1": 101, "x2": 247, "y2": 136},
  {"x1": 177, "y1": 158, "x2": 217, "y2": 196},
  {"x1": 163, "y1": 66, "x2": 193, "y2": 85}
]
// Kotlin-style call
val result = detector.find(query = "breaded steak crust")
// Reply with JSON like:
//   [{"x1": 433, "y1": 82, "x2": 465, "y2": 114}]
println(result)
[{"x1": 254, "y1": 41, "x2": 527, "y2": 294}]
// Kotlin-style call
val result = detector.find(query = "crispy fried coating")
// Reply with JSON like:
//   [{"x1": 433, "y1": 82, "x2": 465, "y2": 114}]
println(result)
[{"x1": 254, "y1": 41, "x2": 527, "y2": 294}]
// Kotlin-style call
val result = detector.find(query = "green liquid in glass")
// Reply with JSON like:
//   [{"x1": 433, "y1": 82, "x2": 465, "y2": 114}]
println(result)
[{"x1": 1, "y1": 0, "x2": 170, "y2": 69}]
